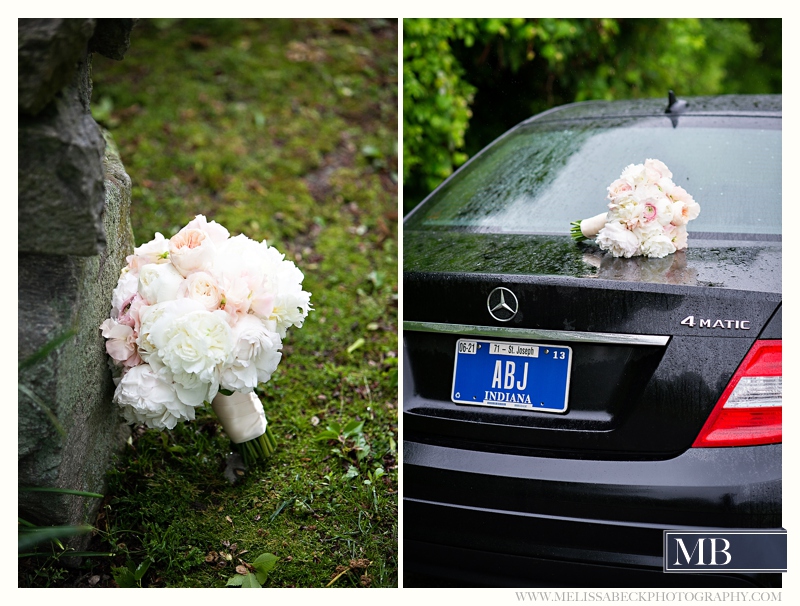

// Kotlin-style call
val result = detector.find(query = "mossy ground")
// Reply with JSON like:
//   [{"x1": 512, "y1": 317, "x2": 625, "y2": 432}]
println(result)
[{"x1": 19, "y1": 18, "x2": 398, "y2": 588}]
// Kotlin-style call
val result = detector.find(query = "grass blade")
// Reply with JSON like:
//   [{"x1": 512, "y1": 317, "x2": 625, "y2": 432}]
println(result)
[
  {"x1": 18, "y1": 329, "x2": 77, "y2": 371},
  {"x1": 19, "y1": 487, "x2": 104, "y2": 498}
]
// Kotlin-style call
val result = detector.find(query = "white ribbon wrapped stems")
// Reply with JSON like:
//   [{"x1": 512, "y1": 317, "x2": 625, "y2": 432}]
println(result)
[
  {"x1": 580, "y1": 212, "x2": 608, "y2": 239},
  {"x1": 211, "y1": 391, "x2": 267, "y2": 444}
]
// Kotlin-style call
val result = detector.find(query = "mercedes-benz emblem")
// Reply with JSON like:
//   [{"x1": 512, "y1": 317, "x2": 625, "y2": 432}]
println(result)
[{"x1": 487, "y1": 287, "x2": 519, "y2": 322}]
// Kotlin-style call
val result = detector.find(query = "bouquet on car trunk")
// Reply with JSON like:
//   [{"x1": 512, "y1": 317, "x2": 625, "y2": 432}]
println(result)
[
  {"x1": 571, "y1": 158, "x2": 701, "y2": 258},
  {"x1": 100, "y1": 215, "x2": 311, "y2": 465}
]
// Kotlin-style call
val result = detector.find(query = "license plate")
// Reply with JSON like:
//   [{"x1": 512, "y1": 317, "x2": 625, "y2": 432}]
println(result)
[{"x1": 451, "y1": 339, "x2": 572, "y2": 413}]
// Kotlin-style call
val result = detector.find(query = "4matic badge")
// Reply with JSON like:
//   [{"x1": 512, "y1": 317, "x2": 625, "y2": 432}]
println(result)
[{"x1": 680, "y1": 315, "x2": 750, "y2": 330}]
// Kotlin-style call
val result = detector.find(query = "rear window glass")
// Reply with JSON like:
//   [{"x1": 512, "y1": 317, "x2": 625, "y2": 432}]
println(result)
[{"x1": 405, "y1": 115, "x2": 781, "y2": 237}]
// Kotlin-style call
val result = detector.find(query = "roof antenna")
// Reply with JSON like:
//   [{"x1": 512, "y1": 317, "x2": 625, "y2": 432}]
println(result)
[{"x1": 665, "y1": 90, "x2": 687, "y2": 128}]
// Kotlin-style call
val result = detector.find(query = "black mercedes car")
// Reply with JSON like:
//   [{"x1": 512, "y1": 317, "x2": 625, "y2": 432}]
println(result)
[{"x1": 402, "y1": 94, "x2": 782, "y2": 587}]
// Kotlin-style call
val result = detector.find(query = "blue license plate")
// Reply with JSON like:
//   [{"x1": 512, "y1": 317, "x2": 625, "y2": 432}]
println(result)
[{"x1": 451, "y1": 339, "x2": 572, "y2": 413}]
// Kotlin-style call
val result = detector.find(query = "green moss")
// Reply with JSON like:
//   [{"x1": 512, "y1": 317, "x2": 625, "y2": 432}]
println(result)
[{"x1": 21, "y1": 18, "x2": 398, "y2": 589}]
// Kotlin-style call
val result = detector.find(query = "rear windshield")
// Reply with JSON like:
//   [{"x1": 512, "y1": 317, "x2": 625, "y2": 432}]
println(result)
[{"x1": 405, "y1": 115, "x2": 781, "y2": 237}]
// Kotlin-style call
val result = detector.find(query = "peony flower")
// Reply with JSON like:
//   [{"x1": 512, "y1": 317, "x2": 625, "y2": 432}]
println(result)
[
  {"x1": 100, "y1": 318, "x2": 141, "y2": 368},
  {"x1": 620, "y1": 162, "x2": 647, "y2": 185},
  {"x1": 138, "y1": 262, "x2": 185, "y2": 305},
  {"x1": 184, "y1": 214, "x2": 230, "y2": 245},
  {"x1": 596, "y1": 222, "x2": 640, "y2": 258},
  {"x1": 644, "y1": 158, "x2": 672, "y2": 181},
  {"x1": 148, "y1": 306, "x2": 233, "y2": 387},
  {"x1": 118, "y1": 294, "x2": 147, "y2": 333},
  {"x1": 607, "y1": 197, "x2": 642, "y2": 228},
  {"x1": 114, "y1": 363, "x2": 193, "y2": 430},
  {"x1": 638, "y1": 229, "x2": 677, "y2": 259},
  {"x1": 667, "y1": 223, "x2": 689, "y2": 250},
  {"x1": 136, "y1": 300, "x2": 181, "y2": 363},
  {"x1": 220, "y1": 315, "x2": 283, "y2": 392},
  {"x1": 211, "y1": 235, "x2": 270, "y2": 320},
  {"x1": 111, "y1": 270, "x2": 140, "y2": 320}
]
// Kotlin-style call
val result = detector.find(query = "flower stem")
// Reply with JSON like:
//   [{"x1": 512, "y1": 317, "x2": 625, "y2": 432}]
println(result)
[
  {"x1": 236, "y1": 424, "x2": 278, "y2": 466},
  {"x1": 570, "y1": 220, "x2": 588, "y2": 242}
]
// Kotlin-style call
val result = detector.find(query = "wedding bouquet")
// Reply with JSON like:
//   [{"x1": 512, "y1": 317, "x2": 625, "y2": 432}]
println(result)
[
  {"x1": 100, "y1": 215, "x2": 312, "y2": 464},
  {"x1": 570, "y1": 159, "x2": 700, "y2": 258}
]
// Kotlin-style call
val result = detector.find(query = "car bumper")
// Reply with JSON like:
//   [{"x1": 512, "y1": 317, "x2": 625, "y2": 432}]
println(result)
[{"x1": 403, "y1": 440, "x2": 781, "y2": 587}]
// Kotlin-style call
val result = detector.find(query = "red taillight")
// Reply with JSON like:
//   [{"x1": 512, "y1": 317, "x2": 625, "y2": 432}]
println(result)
[{"x1": 693, "y1": 340, "x2": 782, "y2": 447}]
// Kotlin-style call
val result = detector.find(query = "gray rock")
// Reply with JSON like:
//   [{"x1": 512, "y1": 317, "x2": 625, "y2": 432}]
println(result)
[
  {"x1": 89, "y1": 19, "x2": 137, "y2": 60},
  {"x1": 18, "y1": 134, "x2": 135, "y2": 537},
  {"x1": 18, "y1": 52, "x2": 107, "y2": 257},
  {"x1": 18, "y1": 19, "x2": 96, "y2": 116}
]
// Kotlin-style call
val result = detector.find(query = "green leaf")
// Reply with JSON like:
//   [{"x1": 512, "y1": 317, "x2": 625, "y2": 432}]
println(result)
[
  {"x1": 112, "y1": 565, "x2": 137, "y2": 588},
  {"x1": 252, "y1": 552, "x2": 279, "y2": 574},
  {"x1": 241, "y1": 572, "x2": 262, "y2": 587},
  {"x1": 226, "y1": 574, "x2": 245, "y2": 587},
  {"x1": 314, "y1": 429, "x2": 340, "y2": 441},
  {"x1": 134, "y1": 558, "x2": 152, "y2": 581},
  {"x1": 342, "y1": 419, "x2": 364, "y2": 438}
]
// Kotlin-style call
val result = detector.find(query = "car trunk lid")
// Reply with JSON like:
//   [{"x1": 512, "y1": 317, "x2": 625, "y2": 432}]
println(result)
[{"x1": 403, "y1": 233, "x2": 781, "y2": 458}]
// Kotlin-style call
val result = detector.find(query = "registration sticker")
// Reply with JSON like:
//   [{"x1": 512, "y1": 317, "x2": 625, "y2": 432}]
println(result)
[{"x1": 451, "y1": 339, "x2": 572, "y2": 413}]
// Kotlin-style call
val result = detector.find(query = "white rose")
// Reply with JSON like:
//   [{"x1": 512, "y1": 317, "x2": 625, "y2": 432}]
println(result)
[
  {"x1": 169, "y1": 227, "x2": 216, "y2": 277},
  {"x1": 668, "y1": 185, "x2": 701, "y2": 225},
  {"x1": 597, "y1": 222, "x2": 640, "y2": 258},
  {"x1": 220, "y1": 315, "x2": 283, "y2": 392},
  {"x1": 114, "y1": 363, "x2": 193, "y2": 430},
  {"x1": 149, "y1": 307, "x2": 233, "y2": 386},
  {"x1": 138, "y1": 263, "x2": 185, "y2": 305},
  {"x1": 179, "y1": 271, "x2": 224, "y2": 311}
]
